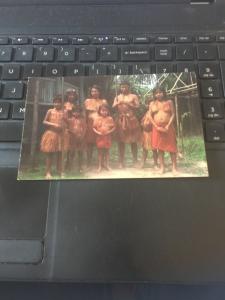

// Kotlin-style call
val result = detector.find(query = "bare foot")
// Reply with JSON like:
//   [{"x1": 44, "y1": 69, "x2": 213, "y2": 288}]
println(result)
[
  {"x1": 172, "y1": 168, "x2": 178, "y2": 176},
  {"x1": 119, "y1": 163, "x2": 125, "y2": 169},
  {"x1": 159, "y1": 168, "x2": 165, "y2": 175},
  {"x1": 154, "y1": 164, "x2": 160, "y2": 170},
  {"x1": 45, "y1": 173, "x2": 52, "y2": 180},
  {"x1": 79, "y1": 168, "x2": 84, "y2": 173},
  {"x1": 140, "y1": 161, "x2": 146, "y2": 168},
  {"x1": 97, "y1": 167, "x2": 102, "y2": 173},
  {"x1": 105, "y1": 165, "x2": 112, "y2": 171}
]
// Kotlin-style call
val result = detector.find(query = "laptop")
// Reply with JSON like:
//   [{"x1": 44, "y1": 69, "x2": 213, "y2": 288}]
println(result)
[{"x1": 0, "y1": 0, "x2": 224, "y2": 283}]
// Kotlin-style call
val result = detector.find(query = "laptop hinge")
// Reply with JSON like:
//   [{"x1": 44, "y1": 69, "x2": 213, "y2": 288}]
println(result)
[{"x1": 190, "y1": 0, "x2": 214, "y2": 4}]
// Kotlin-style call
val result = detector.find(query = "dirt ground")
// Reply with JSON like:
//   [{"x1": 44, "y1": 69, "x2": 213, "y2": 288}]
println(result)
[{"x1": 83, "y1": 161, "x2": 209, "y2": 179}]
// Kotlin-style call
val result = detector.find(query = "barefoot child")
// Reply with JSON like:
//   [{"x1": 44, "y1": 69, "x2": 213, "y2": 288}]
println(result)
[
  {"x1": 40, "y1": 95, "x2": 66, "y2": 179},
  {"x1": 64, "y1": 88, "x2": 78, "y2": 170},
  {"x1": 84, "y1": 85, "x2": 108, "y2": 167},
  {"x1": 67, "y1": 106, "x2": 87, "y2": 173},
  {"x1": 149, "y1": 87, "x2": 177, "y2": 175},
  {"x1": 140, "y1": 103, "x2": 158, "y2": 169},
  {"x1": 93, "y1": 102, "x2": 116, "y2": 172}
]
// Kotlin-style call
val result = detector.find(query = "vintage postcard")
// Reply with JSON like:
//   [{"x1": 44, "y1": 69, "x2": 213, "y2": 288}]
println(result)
[{"x1": 18, "y1": 73, "x2": 209, "y2": 180}]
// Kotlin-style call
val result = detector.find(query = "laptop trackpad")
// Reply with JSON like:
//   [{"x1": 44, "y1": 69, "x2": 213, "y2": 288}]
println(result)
[{"x1": 0, "y1": 168, "x2": 49, "y2": 263}]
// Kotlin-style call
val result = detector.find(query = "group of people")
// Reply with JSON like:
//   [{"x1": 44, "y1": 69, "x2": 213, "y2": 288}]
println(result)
[{"x1": 40, "y1": 82, "x2": 178, "y2": 179}]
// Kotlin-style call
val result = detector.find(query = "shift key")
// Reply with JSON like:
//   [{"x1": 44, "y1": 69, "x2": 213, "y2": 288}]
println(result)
[{"x1": 121, "y1": 46, "x2": 150, "y2": 61}]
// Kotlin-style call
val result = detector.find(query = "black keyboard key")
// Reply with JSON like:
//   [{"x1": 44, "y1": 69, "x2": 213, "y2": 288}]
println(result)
[
  {"x1": 92, "y1": 36, "x2": 111, "y2": 44},
  {"x1": 203, "y1": 100, "x2": 224, "y2": 119},
  {"x1": 113, "y1": 36, "x2": 130, "y2": 44},
  {"x1": 88, "y1": 64, "x2": 108, "y2": 75},
  {"x1": 121, "y1": 46, "x2": 150, "y2": 61},
  {"x1": 156, "y1": 63, "x2": 174, "y2": 73},
  {"x1": 12, "y1": 101, "x2": 25, "y2": 119},
  {"x1": 0, "y1": 47, "x2": 12, "y2": 62},
  {"x1": 176, "y1": 45, "x2": 194, "y2": 60},
  {"x1": 200, "y1": 80, "x2": 222, "y2": 98},
  {"x1": 175, "y1": 35, "x2": 192, "y2": 43},
  {"x1": 0, "y1": 120, "x2": 23, "y2": 141},
  {"x1": 45, "y1": 64, "x2": 64, "y2": 77},
  {"x1": 133, "y1": 36, "x2": 150, "y2": 44},
  {"x1": 110, "y1": 64, "x2": 129, "y2": 75},
  {"x1": 99, "y1": 46, "x2": 118, "y2": 62},
  {"x1": 36, "y1": 46, "x2": 54, "y2": 62},
  {"x1": 218, "y1": 45, "x2": 225, "y2": 60},
  {"x1": 155, "y1": 35, "x2": 171, "y2": 43},
  {"x1": 155, "y1": 46, "x2": 173, "y2": 61},
  {"x1": 198, "y1": 63, "x2": 219, "y2": 79},
  {"x1": 197, "y1": 45, "x2": 217, "y2": 60},
  {"x1": 2, "y1": 64, "x2": 21, "y2": 80},
  {"x1": 196, "y1": 35, "x2": 215, "y2": 43},
  {"x1": 52, "y1": 37, "x2": 69, "y2": 45},
  {"x1": 217, "y1": 34, "x2": 225, "y2": 43},
  {"x1": 32, "y1": 37, "x2": 49, "y2": 45},
  {"x1": 205, "y1": 122, "x2": 225, "y2": 142},
  {"x1": 72, "y1": 37, "x2": 89, "y2": 45},
  {"x1": 176, "y1": 63, "x2": 196, "y2": 73},
  {"x1": 14, "y1": 46, "x2": 34, "y2": 62},
  {"x1": 57, "y1": 46, "x2": 76, "y2": 62},
  {"x1": 132, "y1": 63, "x2": 151, "y2": 74},
  {"x1": 3, "y1": 81, "x2": 24, "y2": 99},
  {"x1": 12, "y1": 37, "x2": 29, "y2": 45},
  {"x1": 0, "y1": 102, "x2": 10, "y2": 119},
  {"x1": 79, "y1": 46, "x2": 97, "y2": 62},
  {"x1": 23, "y1": 64, "x2": 43, "y2": 78},
  {"x1": 65, "y1": 64, "x2": 85, "y2": 76},
  {"x1": 0, "y1": 37, "x2": 9, "y2": 45}
]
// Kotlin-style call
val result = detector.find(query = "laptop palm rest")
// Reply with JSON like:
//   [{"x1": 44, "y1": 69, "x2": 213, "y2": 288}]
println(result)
[{"x1": 0, "y1": 151, "x2": 49, "y2": 264}]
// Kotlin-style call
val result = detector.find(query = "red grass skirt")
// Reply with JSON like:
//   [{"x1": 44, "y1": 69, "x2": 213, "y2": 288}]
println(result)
[
  {"x1": 96, "y1": 135, "x2": 112, "y2": 149},
  {"x1": 151, "y1": 125, "x2": 177, "y2": 153}
]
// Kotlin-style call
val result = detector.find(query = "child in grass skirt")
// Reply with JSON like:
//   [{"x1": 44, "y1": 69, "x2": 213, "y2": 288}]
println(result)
[
  {"x1": 67, "y1": 106, "x2": 87, "y2": 172},
  {"x1": 140, "y1": 102, "x2": 158, "y2": 169},
  {"x1": 40, "y1": 95, "x2": 67, "y2": 179},
  {"x1": 93, "y1": 102, "x2": 115, "y2": 172}
]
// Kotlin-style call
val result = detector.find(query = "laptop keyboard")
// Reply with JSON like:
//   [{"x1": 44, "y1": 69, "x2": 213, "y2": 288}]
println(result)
[{"x1": 0, "y1": 33, "x2": 224, "y2": 148}]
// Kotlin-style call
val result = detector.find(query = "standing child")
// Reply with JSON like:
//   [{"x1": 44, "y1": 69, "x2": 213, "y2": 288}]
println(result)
[
  {"x1": 67, "y1": 106, "x2": 87, "y2": 173},
  {"x1": 140, "y1": 102, "x2": 158, "y2": 169},
  {"x1": 93, "y1": 102, "x2": 116, "y2": 172},
  {"x1": 84, "y1": 85, "x2": 108, "y2": 167},
  {"x1": 149, "y1": 87, "x2": 177, "y2": 175},
  {"x1": 64, "y1": 88, "x2": 78, "y2": 170},
  {"x1": 40, "y1": 95, "x2": 66, "y2": 179}
]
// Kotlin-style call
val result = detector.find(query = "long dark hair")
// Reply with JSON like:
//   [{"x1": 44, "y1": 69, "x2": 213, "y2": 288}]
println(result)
[
  {"x1": 98, "y1": 102, "x2": 110, "y2": 115},
  {"x1": 65, "y1": 88, "x2": 78, "y2": 102},
  {"x1": 89, "y1": 84, "x2": 102, "y2": 99},
  {"x1": 53, "y1": 94, "x2": 63, "y2": 103},
  {"x1": 152, "y1": 87, "x2": 167, "y2": 100}
]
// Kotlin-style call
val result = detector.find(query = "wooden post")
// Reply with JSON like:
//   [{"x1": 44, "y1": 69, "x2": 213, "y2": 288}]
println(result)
[
  {"x1": 174, "y1": 94, "x2": 180, "y2": 140},
  {"x1": 79, "y1": 77, "x2": 84, "y2": 106}
]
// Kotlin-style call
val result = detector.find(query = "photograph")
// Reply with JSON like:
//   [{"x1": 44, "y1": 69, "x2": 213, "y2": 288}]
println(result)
[{"x1": 18, "y1": 73, "x2": 209, "y2": 180}]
